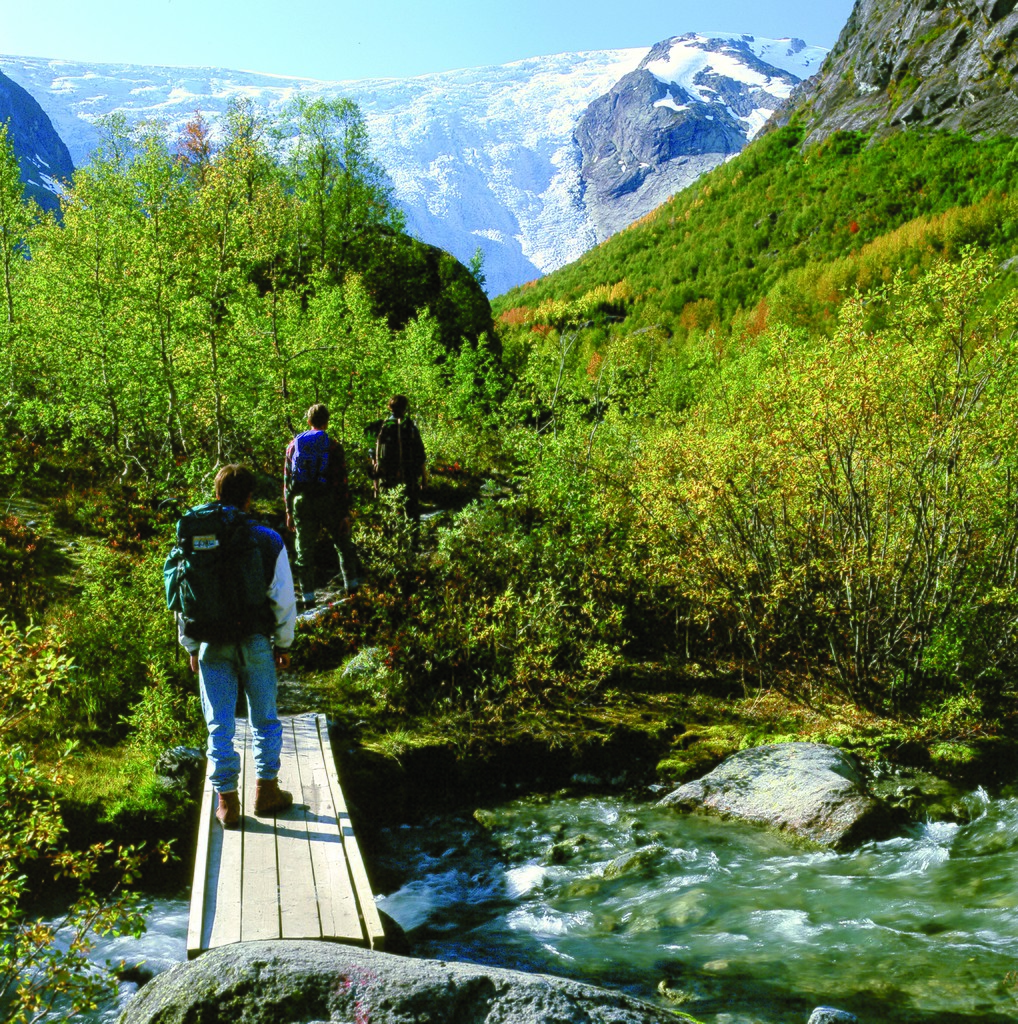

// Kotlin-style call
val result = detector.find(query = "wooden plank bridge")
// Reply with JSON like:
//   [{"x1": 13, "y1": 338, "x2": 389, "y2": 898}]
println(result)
[{"x1": 187, "y1": 712, "x2": 384, "y2": 959}]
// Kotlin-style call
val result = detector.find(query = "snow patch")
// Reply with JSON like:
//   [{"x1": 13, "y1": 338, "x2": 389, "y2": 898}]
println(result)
[{"x1": 654, "y1": 96, "x2": 690, "y2": 114}]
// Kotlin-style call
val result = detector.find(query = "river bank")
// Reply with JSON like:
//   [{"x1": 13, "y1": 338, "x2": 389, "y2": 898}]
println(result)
[{"x1": 51, "y1": 666, "x2": 1018, "y2": 905}]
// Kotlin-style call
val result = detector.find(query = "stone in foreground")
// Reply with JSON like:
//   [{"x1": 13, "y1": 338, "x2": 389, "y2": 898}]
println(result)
[
  {"x1": 658, "y1": 742, "x2": 893, "y2": 849},
  {"x1": 119, "y1": 940, "x2": 687, "y2": 1024}
]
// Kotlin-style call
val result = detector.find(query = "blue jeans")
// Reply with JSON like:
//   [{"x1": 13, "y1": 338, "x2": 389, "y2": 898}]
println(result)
[{"x1": 197, "y1": 634, "x2": 282, "y2": 794}]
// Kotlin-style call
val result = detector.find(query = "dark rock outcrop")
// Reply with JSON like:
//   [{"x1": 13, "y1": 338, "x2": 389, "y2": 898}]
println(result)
[
  {"x1": 775, "y1": 0, "x2": 1018, "y2": 143},
  {"x1": 118, "y1": 940, "x2": 684, "y2": 1024},
  {"x1": 658, "y1": 742, "x2": 894, "y2": 849},
  {"x1": 154, "y1": 745, "x2": 205, "y2": 798},
  {"x1": 0, "y1": 70, "x2": 73, "y2": 211}
]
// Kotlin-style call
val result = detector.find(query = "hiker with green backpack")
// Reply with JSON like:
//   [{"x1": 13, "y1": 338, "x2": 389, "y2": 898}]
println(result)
[
  {"x1": 370, "y1": 394, "x2": 427, "y2": 522},
  {"x1": 164, "y1": 464, "x2": 297, "y2": 830}
]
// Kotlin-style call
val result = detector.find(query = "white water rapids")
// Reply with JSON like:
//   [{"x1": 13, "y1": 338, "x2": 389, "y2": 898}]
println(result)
[{"x1": 56, "y1": 787, "x2": 1018, "y2": 1022}]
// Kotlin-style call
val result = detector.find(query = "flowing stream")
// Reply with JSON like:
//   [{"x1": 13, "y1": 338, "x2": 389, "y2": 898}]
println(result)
[{"x1": 73, "y1": 787, "x2": 1018, "y2": 1023}]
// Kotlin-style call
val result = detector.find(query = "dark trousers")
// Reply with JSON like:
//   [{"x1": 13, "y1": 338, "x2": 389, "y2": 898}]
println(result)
[{"x1": 292, "y1": 491, "x2": 361, "y2": 598}]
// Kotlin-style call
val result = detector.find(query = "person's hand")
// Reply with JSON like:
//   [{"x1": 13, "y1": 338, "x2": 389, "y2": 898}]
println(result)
[
  {"x1": 189, "y1": 652, "x2": 199, "y2": 673},
  {"x1": 275, "y1": 650, "x2": 291, "y2": 670}
]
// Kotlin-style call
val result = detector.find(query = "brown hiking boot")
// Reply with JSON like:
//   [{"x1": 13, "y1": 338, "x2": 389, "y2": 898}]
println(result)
[
  {"x1": 215, "y1": 790, "x2": 241, "y2": 830},
  {"x1": 254, "y1": 778, "x2": 293, "y2": 817}
]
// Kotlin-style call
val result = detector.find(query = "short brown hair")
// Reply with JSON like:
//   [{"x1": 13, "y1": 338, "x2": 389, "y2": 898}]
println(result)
[
  {"x1": 306, "y1": 403, "x2": 330, "y2": 428},
  {"x1": 214, "y1": 464, "x2": 256, "y2": 507},
  {"x1": 388, "y1": 394, "x2": 408, "y2": 419}
]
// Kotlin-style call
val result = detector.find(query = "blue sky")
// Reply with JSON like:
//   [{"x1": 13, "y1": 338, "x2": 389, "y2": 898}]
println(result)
[{"x1": 4, "y1": 0, "x2": 856, "y2": 80}]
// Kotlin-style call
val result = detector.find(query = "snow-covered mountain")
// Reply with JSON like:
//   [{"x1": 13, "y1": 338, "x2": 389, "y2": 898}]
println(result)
[{"x1": 0, "y1": 33, "x2": 827, "y2": 296}]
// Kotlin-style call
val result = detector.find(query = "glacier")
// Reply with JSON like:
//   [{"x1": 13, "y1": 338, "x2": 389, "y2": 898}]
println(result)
[{"x1": 0, "y1": 33, "x2": 827, "y2": 297}]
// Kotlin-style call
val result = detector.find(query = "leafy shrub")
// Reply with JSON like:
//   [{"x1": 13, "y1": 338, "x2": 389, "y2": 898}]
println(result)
[
  {"x1": 0, "y1": 515, "x2": 47, "y2": 624},
  {"x1": 637, "y1": 252, "x2": 1018, "y2": 712},
  {"x1": 0, "y1": 618, "x2": 166, "y2": 1023},
  {"x1": 46, "y1": 545, "x2": 185, "y2": 740},
  {"x1": 50, "y1": 486, "x2": 162, "y2": 551}
]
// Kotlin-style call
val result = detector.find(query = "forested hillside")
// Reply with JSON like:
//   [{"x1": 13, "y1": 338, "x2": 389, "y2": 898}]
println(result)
[{"x1": 495, "y1": 125, "x2": 1018, "y2": 333}]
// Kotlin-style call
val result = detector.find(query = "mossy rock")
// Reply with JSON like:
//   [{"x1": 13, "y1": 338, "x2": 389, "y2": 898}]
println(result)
[
  {"x1": 603, "y1": 842, "x2": 668, "y2": 880},
  {"x1": 542, "y1": 833, "x2": 592, "y2": 865},
  {"x1": 656, "y1": 725, "x2": 743, "y2": 782},
  {"x1": 928, "y1": 741, "x2": 979, "y2": 770}
]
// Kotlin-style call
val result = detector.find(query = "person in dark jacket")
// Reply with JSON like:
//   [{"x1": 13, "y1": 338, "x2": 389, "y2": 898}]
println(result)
[
  {"x1": 284, "y1": 403, "x2": 361, "y2": 609},
  {"x1": 371, "y1": 394, "x2": 427, "y2": 523}
]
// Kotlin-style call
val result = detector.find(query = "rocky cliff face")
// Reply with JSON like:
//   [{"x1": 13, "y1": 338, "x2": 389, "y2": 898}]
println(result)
[
  {"x1": 575, "y1": 34, "x2": 805, "y2": 237},
  {"x1": 783, "y1": 0, "x2": 1018, "y2": 143},
  {"x1": 0, "y1": 70, "x2": 73, "y2": 211}
]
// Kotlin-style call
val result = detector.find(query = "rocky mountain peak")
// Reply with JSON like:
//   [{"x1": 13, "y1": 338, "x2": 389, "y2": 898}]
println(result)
[
  {"x1": 781, "y1": 0, "x2": 1018, "y2": 142},
  {"x1": 0, "y1": 70, "x2": 73, "y2": 211},
  {"x1": 574, "y1": 33, "x2": 807, "y2": 238}
]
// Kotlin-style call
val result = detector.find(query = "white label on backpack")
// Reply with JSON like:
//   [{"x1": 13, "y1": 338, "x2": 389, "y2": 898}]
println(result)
[{"x1": 192, "y1": 534, "x2": 220, "y2": 550}]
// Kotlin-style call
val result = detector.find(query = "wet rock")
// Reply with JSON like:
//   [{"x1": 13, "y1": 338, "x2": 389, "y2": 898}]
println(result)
[
  {"x1": 603, "y1": 842, "x2": 668, "y2": 879},
  {"x1": 473, "y1": 807, "x2": 500, "y2": 829},
  {"x1": 870, "y1": 767, "x2": 971, "y2": 823},
  {"x1": 542, "y1": 833, "x2": 592, "y2": 865},
  {"x1": 808, "y1": 1008, "x2": 858, "y2": 1024},
  {"x1": 664, "y1": 888, "x2": 711, "y2": 927},
  {"x1": 657, "y1": 975, "x2": 726, "y2": 1007},
  {"x1": 659, "y1": 742, "x2": 894, "y2": 849},
  {"x1": 118, "y1": 939, "x2": 684, "y2": 1024}
]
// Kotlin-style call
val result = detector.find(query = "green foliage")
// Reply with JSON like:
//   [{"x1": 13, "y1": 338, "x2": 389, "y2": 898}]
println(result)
[
  {"x1": 50, "y1": 486, "x2": 160, "y2": 551},
  {"x1": 495, "y1": 127, "x2": 1018, "y2": 338},
  {"x1": 635, "y1": 251, "x2": 1018, "y2": 711},
  {"x1": 0, "y1": 101, "x2": 491, "y2": 488},
  {"x1": 49, "y1": 544, "x2": 185, "y2": 740},
  {"x1": 0, "y1": 516, "x2": 47, "y2": 625},
  {"x1": 0, "y1": 619, "x2": 169, "y2": 1024}
]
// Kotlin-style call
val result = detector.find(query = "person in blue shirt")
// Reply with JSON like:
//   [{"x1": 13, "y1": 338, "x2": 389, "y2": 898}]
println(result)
[{"x1": 284, "y1": 403, "x2": 361, "y2": 610}]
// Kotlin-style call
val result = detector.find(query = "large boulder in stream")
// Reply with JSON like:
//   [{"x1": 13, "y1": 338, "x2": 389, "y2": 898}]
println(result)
[
  {"x1": 658, "y1": 742, "x2": 894, "y2": 850},
  {"x1": 119, "y1": 940, "x2": 684, "y2": 1024}
]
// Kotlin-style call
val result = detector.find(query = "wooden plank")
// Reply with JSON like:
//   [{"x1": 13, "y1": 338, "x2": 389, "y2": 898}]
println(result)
[
  {"x1": 207, "y1": 716, "x2": 244, "y2": 949},
  {"x1": 277, "y1": 717, "x2": 322, "y2": 940},
  {"x1": 189, "y1": 710, "x2": 383, "y2": 956},
  {"x1": 293, "y1": 714, "x2": 363, "y2": 942},
  {"x1": 186, "y1": 763, "x2": 215, "y2": 959},
  {"x1": 318, "y1": 714, "x2": 386, "y2": 950},
  {"x1": 239, "y1": 717, "x2": 281, "y2": 941}
]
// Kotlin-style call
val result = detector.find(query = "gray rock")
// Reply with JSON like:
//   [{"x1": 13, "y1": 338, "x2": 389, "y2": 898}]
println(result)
[
  {"x1": 658, "y1": 742, "x2": 893, "y2": 849},
  {"x1": 808, "y1": 1007, "x2": 858, "y2": 1024},
  {"x1": 575, "y1": 32, "x2": 800, "y2": 238},
  {"x1": 772, "y1": 0, "x2": 1018, "y2": 143},
  {"x1": 0, "y1": 69, "x2": 75, "y2": 211},
  {"x1": 154, "y1": 746, "x2": 205, "y2": 796},
  {"x1": 118, "y1": 940, "x2": 685, "y2": 1024}
]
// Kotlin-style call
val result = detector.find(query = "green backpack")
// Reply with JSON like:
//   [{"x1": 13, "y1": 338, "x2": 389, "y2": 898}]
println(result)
[{"x1": 164, "y1": 502, "x2": 268, "y2": 644}]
